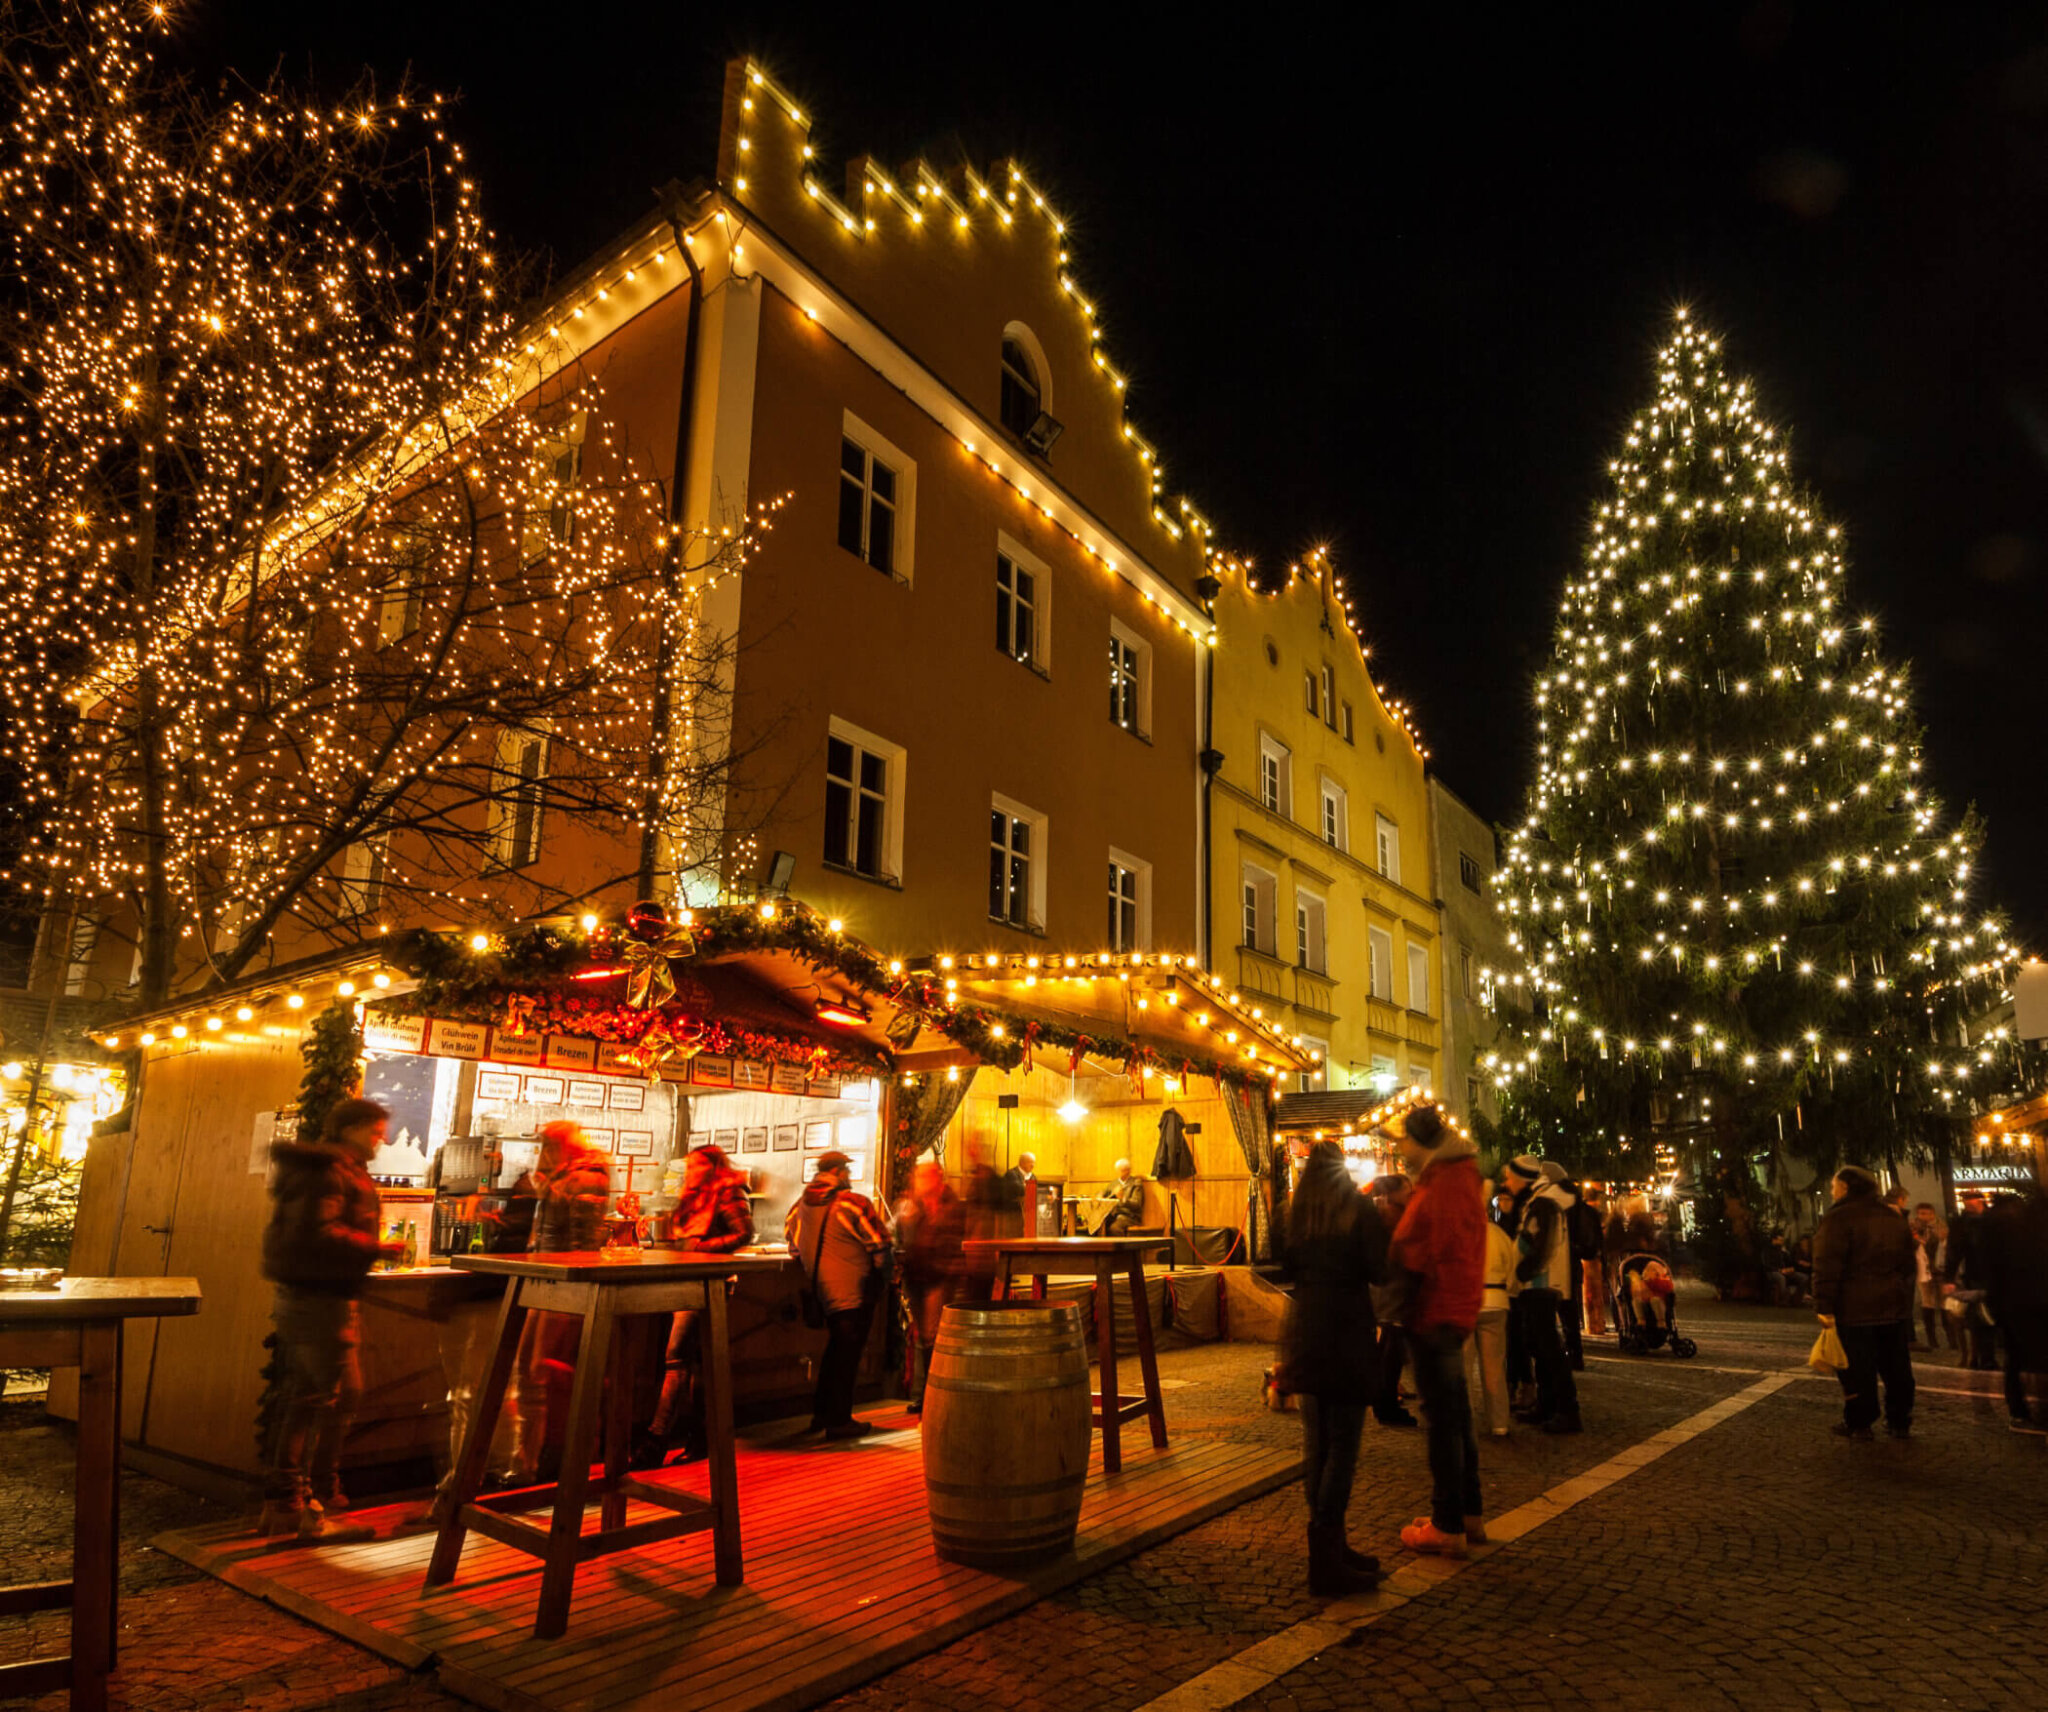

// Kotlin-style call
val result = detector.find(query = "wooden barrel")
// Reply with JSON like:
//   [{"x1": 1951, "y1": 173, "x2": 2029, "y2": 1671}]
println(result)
[{"x1": 922, "y1": 1302, "x2": 1091, "y2": 1566}]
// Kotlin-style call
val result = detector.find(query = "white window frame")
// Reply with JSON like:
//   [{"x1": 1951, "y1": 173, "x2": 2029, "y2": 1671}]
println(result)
[
  {"x1": 1319, "y1": 778, "x2": 1348, "y2": 852},
  {"x1": 1369, "y1": 1054, "x2": 1399, "y2": 1094},
  {"x1": 1241, "y1": 862, "x2": 1278, "y2": 956},
  {"x1": 824, "y1": 716, "x2": 906, "y2": 884},
  {"x1": 838, "y1": 408, "x2": 918, "y2": 584},
  {"x1": 1295, "y1": 887, "x2": 1327, "y2": 975},
  {"x1": 1407, "y1": 941, "x2": 1430, "y2": 1015},
  {"x1": 488, "y1": 726, "x2": 550, "y2": 872},
  {"x1": 1258, "y1": 733, "x2": 1292, "y2": 818},
  {"x1": 1107, "y1": 846, "x2": 1152, "y2": 953},
  {"x1": 1374, "y1": 813, "x2": 1401, "y2": 885},
  {"x1": 989, "y1": 791, "x2": 1048, "y2": 932},
  {"x1": 1320, "y1": 664, "x2": 1336, "y2": 730},
  {"x1": 995, "y1": 530, "x2": 1050, "y2": 671},
  {"x1": 340, "y1": 829, "x2": 391, "y2": 918},
  {"x1": 1108, "y1": 616, "x2": 1151, "y2": 738},
  {"x1": 522, "y1": 415, "x2": 584, "y2": 563},
  {"x1": 1368, "y1": 925, "x2": 1394, "y2": 999}
]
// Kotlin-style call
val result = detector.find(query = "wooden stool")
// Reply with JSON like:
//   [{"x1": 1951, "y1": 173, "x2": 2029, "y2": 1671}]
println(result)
[
  {"x1": 425, "y1": 1251, "x2": 783, "y2": 1639},
  {"x1": 962, "y1": 1237, "x2": 1170, "y2": 1473},
  {"x1": 0, "y1": 1277, "x2": 200, "y2": 1712}
]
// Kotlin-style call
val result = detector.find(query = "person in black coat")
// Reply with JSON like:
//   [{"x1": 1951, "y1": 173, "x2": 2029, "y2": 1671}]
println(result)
[
  {"x1": 1980, "y1": 1186, "x2": 2048, "y2": 1434},
  {"x1": 1279, "y1": 1140, "x2": 1389, "y2": 1597},
  {"x1": 1813, "y1": 1165, "x2": 1918, "y2": 1441}
]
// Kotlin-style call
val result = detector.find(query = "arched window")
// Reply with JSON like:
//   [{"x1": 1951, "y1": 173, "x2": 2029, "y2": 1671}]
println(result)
[{"x1": 1000, "y1": 334, "x2": 1042, "y2": 438}]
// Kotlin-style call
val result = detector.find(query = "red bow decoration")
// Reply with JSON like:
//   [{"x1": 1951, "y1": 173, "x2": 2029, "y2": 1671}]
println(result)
[{"x1": 1068, "y1": 1035, "x2": 1091, "y2": 1076}]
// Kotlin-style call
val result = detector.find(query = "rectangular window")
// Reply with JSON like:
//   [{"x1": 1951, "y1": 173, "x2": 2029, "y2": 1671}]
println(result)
[
  {"x1": 488, "y1": 727, "x2": 549, "y2": 871},
  {"x1": 1460, "y1": 944, "x2": 1474, "y2": 998},
  {"x1": 1407, "y1": 942, "x2": 1430, "y2": 1014},
  {"x1": 1340, "y1": 701, "x2": 1355, "y2": 744},
  {"x1": 823, "y1": 717, "x2": 905, "y2": 882},
  {"x1": 826, "y1": 736, "x2": 890, "y2": 878},
  {"x1": 1479, "y1": 965, "x2": 1497, "y2": 1008},
  {"x1": 1304, "y1": 668, "x2": 1319, "y2": 717},
  {"x1": 1258, "y1": 734, "x2": 1292, "y2": 817},
  {"x1": 1459, "y1": 851, "x2": 1482, "y2": 893},
  {"x1": 1369, "y1": 1054, "x2": 1398, "y2": 1094},
  {"x1": 1368, "y1": 926, "x2": 1394, "y2": 999},
  {"x1": 1295, "y1": 891, "x2": 1327, "y2": 974},
  {"x1": 838, "y1": 435, "x2": 898, "y2": 573},
  {"x1": 1297, "y1": 1035, "x2": 1329, "y2": 1096},
  {"x1": 522, "y1": 419, "x2": 584, "y2": 562},
  {"x1": 1241, "y1": 864, "x2": 1277, "y2": 956},
  {"x1": 379, "y1": 530, "x2": 429, "y2": 645},
  {"x1": 1321, "y1": 665, "x2": 1336, "y2": 729},
  {"x1": 1108, "y1": 856, "x2": 1148, "y2": 952},
  {"x1": 1108, "y1": 618, "x2": 1151, "y2": 736},
  {"x1": 1319, "y1": 780, "x2": 1348, "y2": 851},
  {"x1": 1374, "y1": 813, "x2": 1401, "y2": 885},
  {"x1": 1468, "y1": 1075, "x2": 1483, "y2": 1112},
  {"x1": 340, "y1": 832, "x2": 389, "y2": 917},
  {"x1": 989, "y1": 793, "x2": 1047, "y2": 930},
  {"x1": 996, "y1": 551, "x2": 1037, "y2": 665}
]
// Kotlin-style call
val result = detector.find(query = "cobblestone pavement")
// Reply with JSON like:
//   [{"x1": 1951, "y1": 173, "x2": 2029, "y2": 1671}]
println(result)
[{"x1": 3, "y1": 1298, "x2": 2043, "y2": 1711}]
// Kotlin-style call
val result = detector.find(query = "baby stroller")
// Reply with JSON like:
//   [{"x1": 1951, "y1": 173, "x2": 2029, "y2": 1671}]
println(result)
[{"x1": 1611, "y1": 1252, "x2": 1697, "y2": 1358}]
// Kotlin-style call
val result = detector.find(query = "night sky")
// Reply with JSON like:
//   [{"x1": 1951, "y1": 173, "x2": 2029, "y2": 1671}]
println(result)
[{"x1": 189, "y1": 2, "x2": 2048, "y2": 944}]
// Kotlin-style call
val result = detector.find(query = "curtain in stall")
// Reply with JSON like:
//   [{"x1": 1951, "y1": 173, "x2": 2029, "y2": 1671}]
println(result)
[{"x1": 1222, "y1": 1079, "x2": 1275, "y2": 1262}]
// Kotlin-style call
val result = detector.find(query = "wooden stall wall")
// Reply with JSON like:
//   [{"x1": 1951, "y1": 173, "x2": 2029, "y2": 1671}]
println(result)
[
  {"x1": 938, "y1": 1058, "x2": 1250, "y2": 1236},
  {"x1": 48, "y1": 1033, "x2": 305, "y2": 1475}
]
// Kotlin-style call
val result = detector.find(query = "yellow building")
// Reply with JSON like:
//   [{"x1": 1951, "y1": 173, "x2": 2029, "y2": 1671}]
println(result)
[{"x1": 1206, "y1": 552, "x2": 1440, "y2": 1097}]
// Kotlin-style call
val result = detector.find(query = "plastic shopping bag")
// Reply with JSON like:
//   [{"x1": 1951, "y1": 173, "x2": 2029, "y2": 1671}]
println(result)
[{"x1": 1808, "y1": 1325, "x2": 1848, "y2": 1373}]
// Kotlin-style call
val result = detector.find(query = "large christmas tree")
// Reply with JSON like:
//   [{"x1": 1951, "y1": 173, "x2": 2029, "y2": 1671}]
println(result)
[{"x1": 1489, "y1": 308, "x2": 2038, "y2": 1187}]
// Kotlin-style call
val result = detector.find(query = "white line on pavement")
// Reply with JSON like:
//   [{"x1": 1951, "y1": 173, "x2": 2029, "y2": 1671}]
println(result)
[{"x1": 1131, "y1": 1373, "x2": 1799, "y2": 1712}]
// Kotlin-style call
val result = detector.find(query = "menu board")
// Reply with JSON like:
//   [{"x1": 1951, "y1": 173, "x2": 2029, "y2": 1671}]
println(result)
[
  {"x1": 692, "y1": 1055, "x2": 733, "y2": 1087},
  {"x1": 425, "y1": 1019, "x2": 489, "y2": 1060},
  {"x1": 733, "y1": 1060, "x2": 772, "y2": 1091},
  {"x1": 488, "y1": 1029, "x2": 546, "y2": 1067},
  {"x1": 364, "y1": 1013, "x2": 426, "y2": 1054},
  {"x1": 770, "y1": 1062, "x2": 808, "y2": 1096}
]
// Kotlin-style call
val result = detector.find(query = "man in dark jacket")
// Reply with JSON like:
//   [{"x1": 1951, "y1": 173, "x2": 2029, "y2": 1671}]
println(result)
[
  {"x1": 786, "y1": 1151, "x2": 891, "y2": 1440},
  {"x1": 1943, "y1": 1189, "x2": 1998, "y2": 1369},
  {"x1": 1980, "y1": 1186, "x2": 2048, "y2": 1435},
  {"x1": 257, "y1": 1097, "x2": 401, "y2": 1541},
  {"x1": 1813, "y1": 1165, "x2": 1918, "y2": 1441}
]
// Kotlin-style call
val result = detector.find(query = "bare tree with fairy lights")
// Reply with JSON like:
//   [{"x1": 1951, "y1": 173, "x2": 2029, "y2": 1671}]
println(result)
[
  {"x1": 0, "y1": 2, "x2": 781, "y2": 1008},
  {"x1": 1487, "y1": 309, "x2": 2042, "y2": 1210}
]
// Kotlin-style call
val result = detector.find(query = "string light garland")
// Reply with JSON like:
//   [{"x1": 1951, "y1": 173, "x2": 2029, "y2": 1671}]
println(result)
[
  {"x1": 0, "y1": 4, "x2": 780, "y2": 1008},
  {"x1": 1487, "y1": 308, "x2": 2044, "y2": 1168}
]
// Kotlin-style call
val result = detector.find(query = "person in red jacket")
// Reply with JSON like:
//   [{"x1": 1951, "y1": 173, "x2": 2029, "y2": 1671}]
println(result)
[
  {"x1": 637, "y1": 1143, "x2": 753, "y2": 1467},
  {"x1": 1386, "y1": 1102, "x2": 1488, "y2": 1559}
]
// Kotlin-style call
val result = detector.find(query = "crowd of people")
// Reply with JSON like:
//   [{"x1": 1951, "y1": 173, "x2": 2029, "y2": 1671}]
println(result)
[{"x1": 1810, "y1": 1166, "x2": 2048, "y2": 1441}]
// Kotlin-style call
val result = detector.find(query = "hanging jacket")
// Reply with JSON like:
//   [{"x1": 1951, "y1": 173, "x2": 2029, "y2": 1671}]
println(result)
[
  {"x1": 1152, "y1": 1109, "x2": 1197, "y2": 1180},
  {"x1": 1513, "y1": 1181, "x2": 1573, "y2": 1293}
]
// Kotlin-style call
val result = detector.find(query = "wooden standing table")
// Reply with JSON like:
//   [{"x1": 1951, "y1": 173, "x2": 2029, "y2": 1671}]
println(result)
[
  {"x1": 0, "y1": 1276, "x2": 202, "y2": 1712},
  {"x1": 963, "y1": 1236, "x2": 1169, "y2": 1473},
  {"x1": 426, "y1": 1249, "x2": 788, "y2": 1639}
]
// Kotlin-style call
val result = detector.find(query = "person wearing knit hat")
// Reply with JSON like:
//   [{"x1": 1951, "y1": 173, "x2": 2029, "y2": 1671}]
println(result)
[
  {"x1": 1385, "y1": 1102, "x2": 1490, "y2": 1559},
  {"x1": 1503, "y1": 1153, "x2": 1581, "y2": 1434}
]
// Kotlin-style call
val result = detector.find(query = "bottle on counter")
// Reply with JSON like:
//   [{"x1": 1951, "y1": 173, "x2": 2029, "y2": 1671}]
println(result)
[{"x1": 403, "y1": 1220, "x2": 419, "y2": 1269}]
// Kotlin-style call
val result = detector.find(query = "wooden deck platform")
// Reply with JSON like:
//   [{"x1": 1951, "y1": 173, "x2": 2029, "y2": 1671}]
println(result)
[{"x1": 153, "y1": 1407, "x2": 1296, "y2": 1712}]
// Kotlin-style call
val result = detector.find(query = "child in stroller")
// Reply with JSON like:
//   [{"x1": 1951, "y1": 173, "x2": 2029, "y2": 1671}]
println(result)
[{"x1": 1611, "y1": 1252, "x2": 1697, "y2": 1358}]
